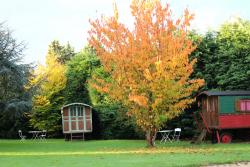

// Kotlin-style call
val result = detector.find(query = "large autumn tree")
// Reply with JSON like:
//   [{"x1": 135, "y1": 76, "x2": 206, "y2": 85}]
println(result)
[{"x1": 88, "y1": 0, "x2": 204, "y2": 146}]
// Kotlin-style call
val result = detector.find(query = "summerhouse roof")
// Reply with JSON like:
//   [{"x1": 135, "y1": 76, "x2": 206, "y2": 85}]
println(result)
[
  {"x1": 199, "y1": 91, "x2": 250, "y2": 96},
  {"x1": 61, "y1": 103, "x2": 92, "y2": 110}
]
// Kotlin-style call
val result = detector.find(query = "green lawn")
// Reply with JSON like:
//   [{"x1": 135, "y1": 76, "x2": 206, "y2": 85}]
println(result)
[{"x1": 0, "y1": 139, "x2": 250, "y2": 167}]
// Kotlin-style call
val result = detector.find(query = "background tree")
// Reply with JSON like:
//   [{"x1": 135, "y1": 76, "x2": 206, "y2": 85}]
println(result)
[
  {"x1": 28, "y1": 45, "x2": 67, "y2": 134},
  {"x1": 88, "y1": 66, "x2": 113, "y2": 105},
  {"x1": 190, "y1": 31, "x2": 219, "y2": 90},
  {"x1": 88, "y1": 65, "x2": 144, "y2": 139},
  {"x1": 88, "y1": 0, "x2": 204, "y2": 146},
  {"x1": 0, "y1": 23, "x2": 31, "y2": 138},
  {"x1": 49, "y1": 40, "x2": 75, "y2": 64},
  {"x1": 215, "y1": 18, "x2": 250, "y2": 90},
  {"x1": 64, "y1": 47, "x2": 99, "y2": 104},
  {"x1": 191, "y1": 18, "x2": 250, "y2": 90}
]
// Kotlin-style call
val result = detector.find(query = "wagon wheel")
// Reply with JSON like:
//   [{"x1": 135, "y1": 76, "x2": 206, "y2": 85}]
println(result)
[{"x1": 220, "y1": 133, "x2": 232, "y2": 143}]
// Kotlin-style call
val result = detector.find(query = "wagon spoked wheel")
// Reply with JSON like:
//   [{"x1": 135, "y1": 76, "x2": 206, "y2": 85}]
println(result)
[{"x1": 220, "y1": 133, "x2": 232, "y2": 143}]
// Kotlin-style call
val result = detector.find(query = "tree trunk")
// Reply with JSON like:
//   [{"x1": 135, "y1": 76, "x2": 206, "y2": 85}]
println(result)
[{"x1": 146, "y1": 129, "x2": 157, "y2": 147}]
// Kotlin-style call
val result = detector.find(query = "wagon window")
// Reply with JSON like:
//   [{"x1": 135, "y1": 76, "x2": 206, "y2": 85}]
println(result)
[{"x1": 236, "y1": 100, "x2": 250, "y2": 112}]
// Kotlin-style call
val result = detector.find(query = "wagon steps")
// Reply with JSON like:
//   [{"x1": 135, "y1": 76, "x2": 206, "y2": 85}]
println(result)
[{"x1": 191, "y1": 129, "x2": 207, "y2": 144}]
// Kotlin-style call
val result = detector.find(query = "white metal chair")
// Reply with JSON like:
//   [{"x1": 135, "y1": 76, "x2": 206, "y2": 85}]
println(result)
[
  {"x1": 39, "y1": 130, "x2": 47, "y2": 141},
  {"x1": 172, "y1": 128, "x2": 181, "y2": 141},
  {"x1": 18, "y1": 130, "x2": 26, "y2": 141}
]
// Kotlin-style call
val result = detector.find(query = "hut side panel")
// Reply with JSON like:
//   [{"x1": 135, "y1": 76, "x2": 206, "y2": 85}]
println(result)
[
  {"x1": 219, "y1": 96, "x2": 250, "y2": 114},
  {"x1": 219, "y1": 114, "x2": 250, "y2": 129},
  {"x1": 85, "y1": 107, "x2": 92, "y2": 131},
  {"x1": 63, "y1": 107, "x2": 69, "y2": 132}
]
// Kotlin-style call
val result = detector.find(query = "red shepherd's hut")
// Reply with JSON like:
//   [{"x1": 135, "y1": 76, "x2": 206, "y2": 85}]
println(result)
[
  {"x1": 61, "y1": 103, "x2": 92, "y2": 140},
  {"x1": 195, "y1": 91, "x2": 250, "y2": 143}
]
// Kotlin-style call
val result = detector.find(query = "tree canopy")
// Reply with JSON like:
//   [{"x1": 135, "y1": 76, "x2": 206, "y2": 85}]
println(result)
[
  {"x1": 64, "y1": 47, "x2": 100, "y2": 104},
  {"x1": 0, "y1": 23, "x2": 31, "y2": 138},
  {"x1": 192, "y1": 18, "x2": 250, "y2": 91},
  {"x1": 49, "y1": 40, "x2": 75, "y2": 64},
  {"x1": 88, "y1": 0, "x2": 204, "y2": 146},
  {"x1": 27, "y1": 43, "x2": 67, "y2": 133}
]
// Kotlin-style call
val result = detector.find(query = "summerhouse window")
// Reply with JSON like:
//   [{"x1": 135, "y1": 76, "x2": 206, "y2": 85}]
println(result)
[
  {"x1": 70, "y1": 107, "x2": 77, "y2": 116},
  {"x1": 78, "y1": 107, "x2": 83, "y2": 116},
  {"x1": 236, "y1": 100, "x2": 250, "y2": 112},
  {"x1": 70, "y1": 106, "x2": 84, "y2": 116}
]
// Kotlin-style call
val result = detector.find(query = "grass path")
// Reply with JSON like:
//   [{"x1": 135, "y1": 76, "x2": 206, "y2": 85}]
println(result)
[{"x1": 1, "y1": 146, "x2": 249, "y2": 156}]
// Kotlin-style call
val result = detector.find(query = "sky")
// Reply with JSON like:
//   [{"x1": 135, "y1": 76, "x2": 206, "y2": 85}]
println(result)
[{"x1": 1, "y1": 0, "x2": 250, "y2": 65}]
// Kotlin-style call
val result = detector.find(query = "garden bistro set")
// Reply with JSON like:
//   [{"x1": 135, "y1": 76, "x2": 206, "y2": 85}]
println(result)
[
  {"x1": 18, "y1": 130, "x2": 47, "y2": 141},
  {"x1": 158, "y1": 128, "x2": 181, "y2": 143}
]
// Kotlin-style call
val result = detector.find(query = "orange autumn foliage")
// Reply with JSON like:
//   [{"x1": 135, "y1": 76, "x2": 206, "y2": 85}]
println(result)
[{"x1": 88, "y1": 0, "x2": 204, "y2": 146}]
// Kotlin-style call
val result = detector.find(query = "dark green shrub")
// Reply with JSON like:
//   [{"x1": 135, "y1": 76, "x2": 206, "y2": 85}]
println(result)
[{"x1": 91, "y1": 104, "x2": 144, "y2": 139}]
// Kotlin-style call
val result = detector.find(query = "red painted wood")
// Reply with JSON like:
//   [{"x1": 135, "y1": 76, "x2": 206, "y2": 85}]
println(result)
[
  {"x1": 86, "y1": 120, "x2": 92, "y2": 131},
  {"x1": 219, "y1": 114, "x2": 250, "y2": 129},
  {"x1": 64, "y1": 122, "x2": 69, "y2": 131},
  {"x1": 71, "y1": 121, "x2": 76, "y2": 130},
  {"x1": 78, "y1": 121, "x2": 84, "y2": 130},
  {"x1": 63, "y1": 107, "x2": 69, "y2": 116},
  {"x1": 85, "y1": 107, "x2": 91, "y2": 116}
]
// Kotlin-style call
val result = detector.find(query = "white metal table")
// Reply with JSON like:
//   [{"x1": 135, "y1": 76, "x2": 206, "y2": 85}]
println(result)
[
  {"x1": 29, "y1": 131, "x2": 42, "y2": 140},
  {"x1": 158, "y1": 130, "x2": 173, "y2": 143}
]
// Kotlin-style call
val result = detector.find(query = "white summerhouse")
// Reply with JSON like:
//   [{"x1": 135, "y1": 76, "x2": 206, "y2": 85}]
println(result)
[{"x1": 61, "y1": 103, "x2": 92, "y2": 140}]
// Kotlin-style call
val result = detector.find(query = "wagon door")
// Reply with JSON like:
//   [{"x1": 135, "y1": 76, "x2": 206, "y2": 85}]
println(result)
[
  {"x1": 202, "y1": 96, "x2": 219, "y2": 128},
  {"x1": 208, "y1": 96, "x2": 219, "y2": 128}
]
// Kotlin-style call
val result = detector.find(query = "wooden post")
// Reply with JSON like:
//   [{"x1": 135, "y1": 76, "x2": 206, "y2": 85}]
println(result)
[{"x1": 216, "y1": 130, "x2": 220, "y2": 144}]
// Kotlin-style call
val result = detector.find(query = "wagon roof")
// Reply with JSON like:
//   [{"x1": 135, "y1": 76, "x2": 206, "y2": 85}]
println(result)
[
  {"x1": 199, "y1": 91, "x2": 250, "y2": 96},
  {"x1": 61, "y1": 103, "x2": 92, "y2": 110}
]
